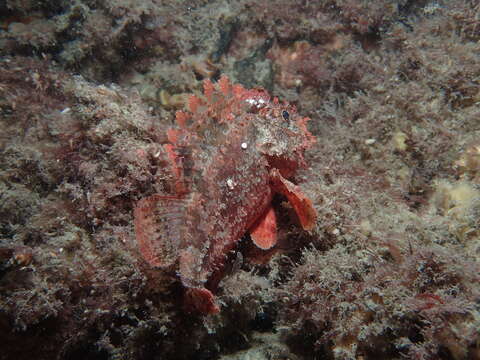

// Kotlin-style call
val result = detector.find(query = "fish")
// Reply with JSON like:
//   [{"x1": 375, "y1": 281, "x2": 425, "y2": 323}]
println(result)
[{"x1": 134, "y1": 75, "x2": 316, "y2": 314}]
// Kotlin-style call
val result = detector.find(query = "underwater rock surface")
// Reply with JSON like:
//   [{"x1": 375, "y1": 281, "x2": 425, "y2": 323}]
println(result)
[{"x1": 1, "y1": 1, "x2": 479, "y2": 359}]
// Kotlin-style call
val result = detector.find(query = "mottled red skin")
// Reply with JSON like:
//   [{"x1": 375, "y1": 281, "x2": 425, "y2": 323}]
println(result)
[{"x1": 134, "y1": 76, "x2": 316, "y2": 314}]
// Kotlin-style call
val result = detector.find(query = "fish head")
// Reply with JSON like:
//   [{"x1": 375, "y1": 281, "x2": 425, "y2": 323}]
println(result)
[{"x1": 246, "y1": 93, "x2": 315, "y2": 178}]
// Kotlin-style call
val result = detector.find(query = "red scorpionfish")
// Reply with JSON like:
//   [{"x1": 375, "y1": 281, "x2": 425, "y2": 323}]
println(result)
[{"x1": 134, "y1": 76, "x2": 316, "y2": 314}]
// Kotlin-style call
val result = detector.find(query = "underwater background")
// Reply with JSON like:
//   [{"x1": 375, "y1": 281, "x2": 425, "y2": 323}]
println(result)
[{"x1": 1, "y1": 1, "x2": 479, "y2": 359}]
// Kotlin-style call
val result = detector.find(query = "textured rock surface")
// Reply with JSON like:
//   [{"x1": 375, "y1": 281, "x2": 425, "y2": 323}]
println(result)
[{"x1": 1, "y1": 1, "x2": 479, "y2": 359}]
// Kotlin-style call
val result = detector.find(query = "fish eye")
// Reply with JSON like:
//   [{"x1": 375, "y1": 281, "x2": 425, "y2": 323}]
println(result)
[{"x1": 282, "y1": 110, "x2": 289, "y2": 121}]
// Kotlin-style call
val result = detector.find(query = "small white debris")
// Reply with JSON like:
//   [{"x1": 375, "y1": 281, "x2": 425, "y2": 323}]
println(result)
[
  {"x1": 61, "y1": 107, "x2": 71, "y2": 114},
  {"x1": 241, "y1": 142, "x2": 248, "y2": 149},
  {"x1": 365, "y1": 138, "x2": 376, "y2": 145},
  {"x1": 245, "y1": 97, "x2": 266, "y2": 108},
  {"x1": 424, "y1": 3, "x2": 441, "y2": 15},
  {"x1": 226, "y1": 178, "x2": 235, "y2": 190}
]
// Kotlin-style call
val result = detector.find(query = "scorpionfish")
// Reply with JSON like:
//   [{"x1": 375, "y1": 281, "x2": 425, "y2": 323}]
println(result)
[{"x1": 134, "y1": 76, "x2": 316, "y2": 314}]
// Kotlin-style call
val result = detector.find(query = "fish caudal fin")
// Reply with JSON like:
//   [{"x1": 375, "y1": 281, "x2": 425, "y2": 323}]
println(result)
[{"x1": 134, "y1": 194, "x2": 187, "y2": 268}]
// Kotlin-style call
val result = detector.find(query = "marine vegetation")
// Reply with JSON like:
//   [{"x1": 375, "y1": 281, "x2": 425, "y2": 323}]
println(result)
[{"x1": 1, "y1": 1, "x2": 479, "y2": 359}]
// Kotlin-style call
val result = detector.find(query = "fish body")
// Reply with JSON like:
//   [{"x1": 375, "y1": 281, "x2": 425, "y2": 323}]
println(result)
[{"x1": 134, "y1": 76, "x2": 316, "y2": 314}]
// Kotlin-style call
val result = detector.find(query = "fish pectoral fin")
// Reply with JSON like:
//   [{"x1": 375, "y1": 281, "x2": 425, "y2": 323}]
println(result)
[
  {"x1": 270, "y1": 169, "x2": 317, "y2": 231},
  {"x1": 249, "y1": 205, "x2": 278, "y2": 250}
]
